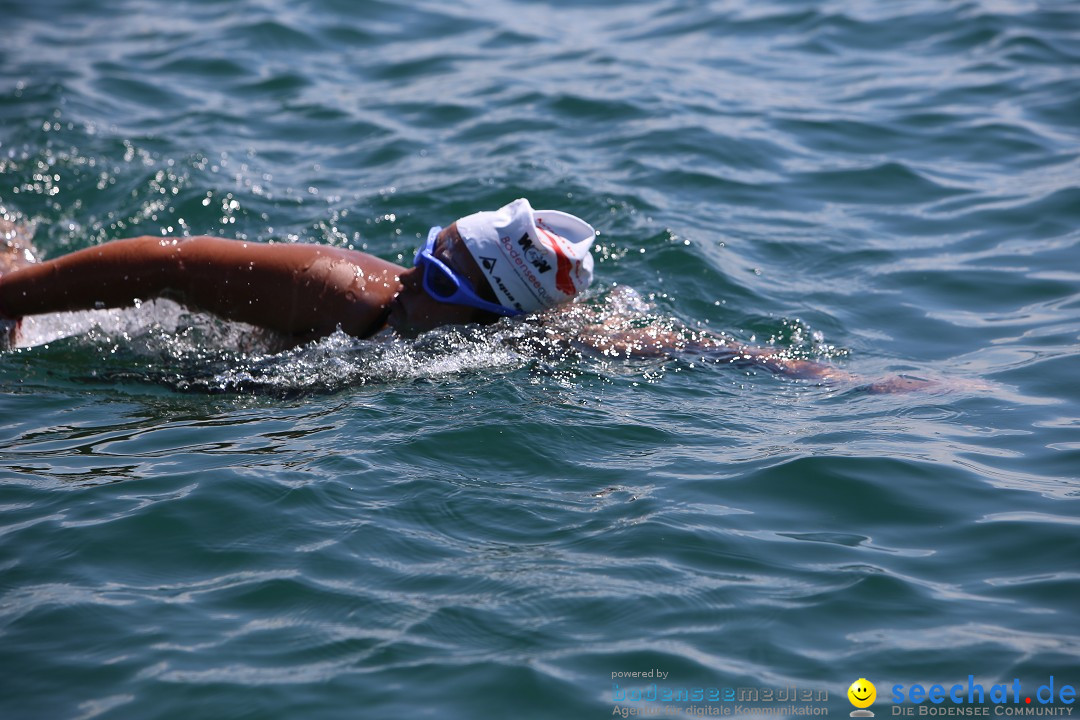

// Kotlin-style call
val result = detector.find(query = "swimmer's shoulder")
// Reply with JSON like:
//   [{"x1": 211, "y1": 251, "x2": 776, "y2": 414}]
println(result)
[
  {"x1": 333, "y1": 246, "x2": 403, "y2": 278},
  {"x1": 321, "y1": 247, "x2": 402, "y2": 339}
]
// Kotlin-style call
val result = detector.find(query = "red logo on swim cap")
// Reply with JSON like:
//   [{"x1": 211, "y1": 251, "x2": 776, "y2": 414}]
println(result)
[{"x1": 535, "y1": 219, "x2": 578, "y2": 296}]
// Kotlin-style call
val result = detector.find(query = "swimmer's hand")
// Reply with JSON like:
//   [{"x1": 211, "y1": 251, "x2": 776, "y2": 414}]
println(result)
[
  {"x1": 859, "y1": 375, "x2": 938, "y2": 394},
  {"x1": 857, "y1": 375, "x2": 996, "y2": 394}
]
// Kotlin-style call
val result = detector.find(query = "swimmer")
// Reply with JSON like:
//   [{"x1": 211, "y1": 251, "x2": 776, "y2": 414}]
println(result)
[{"x1": 0, "y1": 199, "x2": 935, "y2": 392}]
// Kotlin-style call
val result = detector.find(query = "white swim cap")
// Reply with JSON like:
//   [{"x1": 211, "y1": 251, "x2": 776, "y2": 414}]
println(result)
[{"x1": 455, "y1": 198, "x2": 596, "y2": 314}]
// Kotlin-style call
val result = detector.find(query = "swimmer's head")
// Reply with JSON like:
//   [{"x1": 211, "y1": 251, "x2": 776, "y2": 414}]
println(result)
[
  {"x1": 389, "y1": 223, "x2": 502, "y2": 337},
  {"x1": 455, "y1": 198, "x2": 596, "y2": 314},
  {"x1": 388, "y1": 200, "x2": 596, "y2": 336}
]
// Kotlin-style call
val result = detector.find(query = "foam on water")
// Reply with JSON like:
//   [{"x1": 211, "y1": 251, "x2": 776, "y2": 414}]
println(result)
[{"x1": 7, "y1": 282, "x2": 857, "y2": 397}]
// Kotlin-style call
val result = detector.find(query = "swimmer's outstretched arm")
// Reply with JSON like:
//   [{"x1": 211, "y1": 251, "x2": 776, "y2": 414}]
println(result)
[
  {"x1": 0, "y1": 235, "x2": 404, "y2": 339},
  {"x1": 576, "y1": 322, "x2": 849, "y2": 376},
  {"x1": 574, "y1": 320, "x2": 935, "y2": 393}
]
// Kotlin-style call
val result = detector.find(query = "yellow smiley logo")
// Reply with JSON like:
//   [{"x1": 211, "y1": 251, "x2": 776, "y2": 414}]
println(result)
[{"x1": 848, "y1": 678, "x2": 876, "y2": 709}]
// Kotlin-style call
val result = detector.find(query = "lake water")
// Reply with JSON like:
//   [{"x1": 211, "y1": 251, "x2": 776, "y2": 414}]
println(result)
[{"x1": 1, "y1": 0, "x2": 1079, "y2": 718}]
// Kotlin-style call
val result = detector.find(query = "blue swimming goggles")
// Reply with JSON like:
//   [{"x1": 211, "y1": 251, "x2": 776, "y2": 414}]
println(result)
[{"x1": 414, "y1": 226, "x2": 521, "y2": 317}]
